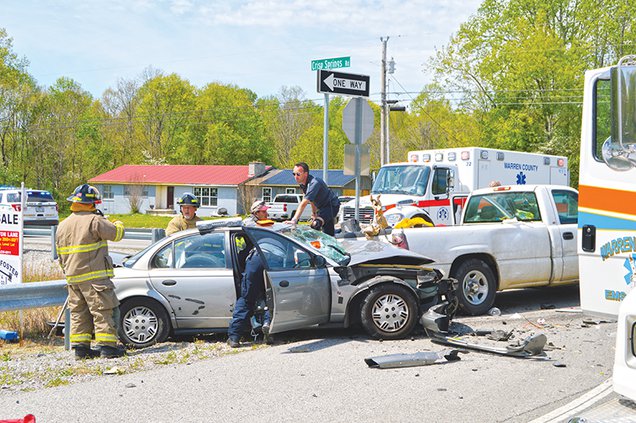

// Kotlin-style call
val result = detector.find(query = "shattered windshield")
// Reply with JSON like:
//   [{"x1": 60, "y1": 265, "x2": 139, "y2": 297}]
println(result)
[
  {"x1": 372, "y1": 165, "x2": 430, "y2": 196},
  {"x1": 281, "y1": 226, "x2": 351, "y2": 266}
]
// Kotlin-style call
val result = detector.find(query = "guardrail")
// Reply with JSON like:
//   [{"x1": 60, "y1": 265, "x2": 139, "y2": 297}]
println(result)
[
  {"x1": 24, "y1": 226, "x2": 165, "y2": 241},
  {"x1": 24, "y1": 226, "x2": 166, "y2": 260},
  {"x1": 0, "y1": 279, "x2": 70, "y2": 349}
]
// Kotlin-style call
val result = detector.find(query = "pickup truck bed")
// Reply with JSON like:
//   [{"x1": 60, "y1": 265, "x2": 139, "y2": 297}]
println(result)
[{"x1": 267, "y1": 194, "x2": 312, "y2": 222}]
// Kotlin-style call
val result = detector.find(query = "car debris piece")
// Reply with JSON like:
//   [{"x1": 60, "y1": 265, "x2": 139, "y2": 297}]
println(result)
[
  {"x1": 420, "y1": 303, "x2": 548, "y2": 358},
  {"x1": 365, "y1": 349, "x2": 463, "y2": 369},
  {"x1": 429, "y1": 332, "x2": 548, "y2": 358}
]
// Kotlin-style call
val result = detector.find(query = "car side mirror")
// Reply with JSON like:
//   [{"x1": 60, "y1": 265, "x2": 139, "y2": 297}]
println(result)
[{"x1": 314, "y1": 255, "x2": 327, "y2": 268}]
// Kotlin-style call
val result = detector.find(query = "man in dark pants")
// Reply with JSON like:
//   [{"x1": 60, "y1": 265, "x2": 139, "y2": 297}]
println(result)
[
  {"x1": 288, "y1": 162, "x2": 340, "y2": 236},
  {"x1": 227, "y1": 247, "x2": 267, "y2": 348}
]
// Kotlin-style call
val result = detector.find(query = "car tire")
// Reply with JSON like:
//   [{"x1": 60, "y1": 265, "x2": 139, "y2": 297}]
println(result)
[
  {"x1": 360, "y1": 284, "x2": 418, "y2": 340},
  {"x1": 452, "y1": 258, "x2": 497, "y2": 315},
  {"x1": 118, "y1": 298, "x2": 170, "y2": 348}
]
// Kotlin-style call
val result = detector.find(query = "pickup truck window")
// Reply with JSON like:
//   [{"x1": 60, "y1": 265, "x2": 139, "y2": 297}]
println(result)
[
  {"x1": 464, "y1": 192, "x2": 542, "y2": 223},
  {"x1": 274, "y1": 195, "x2": 301, "y2": 203},
  {"x1": 551, "y1": 190, "x2": 578, "y2": 224}
]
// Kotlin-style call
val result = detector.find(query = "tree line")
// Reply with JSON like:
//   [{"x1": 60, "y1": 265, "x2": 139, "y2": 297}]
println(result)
[{"x1": 1, "y1": 0, "x2": 634, "y2": 206}]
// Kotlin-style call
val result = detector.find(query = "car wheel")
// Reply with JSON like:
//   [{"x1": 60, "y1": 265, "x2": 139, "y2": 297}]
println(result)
[
  {"x1": 360, "y1": 284, "x2": 418, "y2": 339},
  {"x1": 118, "y1": 298, "x2": 170, "y2": 348},
  {"x1": 452, "y1": 258, "x2": 497, "y2": 315}
]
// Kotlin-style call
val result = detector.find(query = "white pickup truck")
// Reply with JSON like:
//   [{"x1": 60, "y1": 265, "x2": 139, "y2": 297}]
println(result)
[
  {"x1": 393, "y1": 184, "x2": 579, "y2": 315},
  {"x1": 266, "y1": 194, "x2": 312, "y2": 222}
]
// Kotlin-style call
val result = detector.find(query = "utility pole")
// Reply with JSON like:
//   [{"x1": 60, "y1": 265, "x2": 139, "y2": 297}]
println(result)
[{"x1": 380, "y1": 36, "x2": 389, "y2": 166}]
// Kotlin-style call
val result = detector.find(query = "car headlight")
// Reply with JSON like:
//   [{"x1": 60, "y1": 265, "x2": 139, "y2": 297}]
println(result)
[
  {"x1": 417, "y1": 268, "x2": 443, "y2": 286},
  {"x1": 386, "y1": 213, "x2": 404, "y2": 227}
]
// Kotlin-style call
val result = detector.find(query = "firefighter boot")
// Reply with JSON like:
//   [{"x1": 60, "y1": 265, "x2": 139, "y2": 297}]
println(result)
[
  {"x1": 74, "y1": 345, "x2": 100, "y2": 360},
  {"x1": 100, "y1": 345, "x2": 126, "y2": 358}
]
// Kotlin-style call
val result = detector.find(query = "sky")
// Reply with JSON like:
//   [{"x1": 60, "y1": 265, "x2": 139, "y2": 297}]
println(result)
[{"x1": 2, "y1": 0, "x2": 482, "y2": 105}]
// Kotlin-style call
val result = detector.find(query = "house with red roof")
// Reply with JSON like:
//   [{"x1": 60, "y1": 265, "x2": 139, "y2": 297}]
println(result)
[{"x1": 89, "y1": 162, "x2": 270, "y2": 216}]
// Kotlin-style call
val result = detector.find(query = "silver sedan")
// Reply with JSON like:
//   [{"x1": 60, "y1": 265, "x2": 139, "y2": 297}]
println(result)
[{"x1": 113, "y1": 219, "x2": 456, "y2": 348}]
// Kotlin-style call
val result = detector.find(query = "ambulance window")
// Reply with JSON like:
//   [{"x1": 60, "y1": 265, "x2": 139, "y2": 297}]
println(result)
[
  {"x1": 432, "y1": 168, "x2": 449, "y2": 196},
  {"x1": 551, "y1": 190, "x2": 578, "y2": 224},
  {"x1": 593, "y1": 78, "x2": 611, "y2": 162}
]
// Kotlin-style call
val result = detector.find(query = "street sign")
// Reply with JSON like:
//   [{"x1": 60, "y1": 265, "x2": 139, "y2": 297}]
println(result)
[
  {"x1": 317, "y1": 70, "x2": 370, "y2": 97},
  {"x1": 342, "y1": 98, "x2": 374, "y2": 144},
  {"x1": 311, "y1": 56, "x2": 351, "y2": 71}
]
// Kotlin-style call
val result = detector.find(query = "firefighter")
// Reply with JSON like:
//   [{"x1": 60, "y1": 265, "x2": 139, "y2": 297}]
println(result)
[
  {"x1": 228, "y1": 200, "x2": 274, "y2": 347},
  {"x1": 56, "y1": 184, "x2": 126, "y2": 359},
  {"x1": 165, "y1": 193, "x2": 203, "y2": 236}
]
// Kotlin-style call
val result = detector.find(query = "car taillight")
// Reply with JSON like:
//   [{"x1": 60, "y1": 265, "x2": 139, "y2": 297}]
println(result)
[
  {"x1": 11, "y1": 204, "x2": 21, "y2": 212},
  {"x1": 283, "y1": 204, "x2": 287, "y2": 212}
]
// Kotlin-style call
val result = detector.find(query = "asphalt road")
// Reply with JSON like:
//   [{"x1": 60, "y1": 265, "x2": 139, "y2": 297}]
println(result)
[{"x1": 0, "y1": 284, "x2": 625, "y2": 423}]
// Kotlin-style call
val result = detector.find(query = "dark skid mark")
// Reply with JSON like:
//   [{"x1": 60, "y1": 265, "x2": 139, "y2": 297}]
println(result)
[
  {"x1": 185, "y1": 298, "x2": 205, "y2": 305},
  {"x1": 168, "y1": 295, "x2": 181, "y2": 300}
]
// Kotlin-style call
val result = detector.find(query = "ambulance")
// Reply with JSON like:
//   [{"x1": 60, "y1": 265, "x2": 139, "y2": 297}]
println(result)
[
  {"x1": 578, "y1": 55, "x2": 636, "y2": 401},
  {"x1": 340, "y1": 147, "x2": 569, "y2": 227}
]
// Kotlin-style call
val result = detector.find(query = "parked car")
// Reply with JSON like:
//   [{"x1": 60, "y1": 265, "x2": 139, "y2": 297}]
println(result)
[
  {"x1": 0, "y1": 188, "x2": 59, "y2": 226},
  {"x1": 112, "y1": 219, "x2": 456, "y2": 348}
]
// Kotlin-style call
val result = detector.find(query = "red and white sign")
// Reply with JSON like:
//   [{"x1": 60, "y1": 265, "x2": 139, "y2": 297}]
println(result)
[{"x1": 0, "y1": 185, "x2": 24, "y2": 285}]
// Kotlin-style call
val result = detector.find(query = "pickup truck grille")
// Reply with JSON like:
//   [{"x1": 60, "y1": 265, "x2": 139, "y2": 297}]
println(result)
[{"x1": 342, "y1": 206, "x2": 375, "y2": 224}]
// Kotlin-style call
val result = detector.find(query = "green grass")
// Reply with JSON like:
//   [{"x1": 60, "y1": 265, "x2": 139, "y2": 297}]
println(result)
[{"x1": 58, "y1": 212, "x2": 238, "y2": 229}]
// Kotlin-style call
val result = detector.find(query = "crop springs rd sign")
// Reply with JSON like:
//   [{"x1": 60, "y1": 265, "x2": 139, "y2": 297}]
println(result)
[{"x1": 311, "y1": 56, "x2": 351, "y2": 71}]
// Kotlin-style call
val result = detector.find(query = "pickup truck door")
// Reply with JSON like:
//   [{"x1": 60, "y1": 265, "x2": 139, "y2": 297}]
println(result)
[
  {"x1": 244, "y1": 227, "x2": 331, "y2": 334},
  {"x1": 548, "y1": 189, "x2": 579, "y2": 281}
]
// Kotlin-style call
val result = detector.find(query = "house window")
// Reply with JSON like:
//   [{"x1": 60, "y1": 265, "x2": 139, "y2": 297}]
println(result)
[
  {"x1": 124, "y1": 185, "x2": 148, "y2": 197},
  {"x1": 102, "y1": 185, "x2": 114, "y2": 200},
  {"x1": 193, "y1": 187, "x2": 218, "y2": 207},
  {"x1": 285, "y1": 188, "x2": 296, "y2": 194},
  {"x1": 262, "y1": 187, "x2": 272, "y2": 202}
]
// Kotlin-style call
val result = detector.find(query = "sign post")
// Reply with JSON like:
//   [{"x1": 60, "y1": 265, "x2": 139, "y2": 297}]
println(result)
[{"x1": 342, "y1": 98, "x2": 374, "y2": 222}]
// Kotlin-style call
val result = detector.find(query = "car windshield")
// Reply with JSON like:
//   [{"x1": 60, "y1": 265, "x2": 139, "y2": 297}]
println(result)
[
  {"x1": 372, "y1": 165, "x2": 430, "y2": 196},
  {"x1": 280, "y1": 226, "x2": 350, "y2": 266}
]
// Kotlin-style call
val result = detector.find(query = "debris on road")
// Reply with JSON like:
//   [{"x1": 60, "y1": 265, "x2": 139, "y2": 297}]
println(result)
[{"x1": 365, "y1": 349, "x2": 463, "y2": 369}]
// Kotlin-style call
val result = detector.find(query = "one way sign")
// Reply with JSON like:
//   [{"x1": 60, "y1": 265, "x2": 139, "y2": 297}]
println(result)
[{"x1": 317, "y1": 70, "x2": 370, "y2": 98}]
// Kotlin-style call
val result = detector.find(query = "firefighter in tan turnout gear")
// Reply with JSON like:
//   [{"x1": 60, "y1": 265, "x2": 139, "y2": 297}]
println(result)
[
  {"x1": 165, "y1": 192, "x2": 203, "y2": 236},
  {"x1": 56, "y1": 184, "x2": 126, "y2": 359}
]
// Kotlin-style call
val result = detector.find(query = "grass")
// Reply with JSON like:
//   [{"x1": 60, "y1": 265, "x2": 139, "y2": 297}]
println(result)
[{"x1": 58, "y1": 212, "x2": 237, "y2": 229}]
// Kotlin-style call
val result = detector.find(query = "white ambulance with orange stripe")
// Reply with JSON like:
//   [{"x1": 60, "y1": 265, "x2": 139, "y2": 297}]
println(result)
[
  {"x1": 578, "y1": 56, "x2": 636, "y2": 401},
  {"x1": 340, "y1": 147, "x2": 569, "y2": 227}
]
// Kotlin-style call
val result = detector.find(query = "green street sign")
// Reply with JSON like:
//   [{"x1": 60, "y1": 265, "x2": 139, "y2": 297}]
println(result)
[{"x1": 311, "y1": 56, "x2": 351, "y2": 71}]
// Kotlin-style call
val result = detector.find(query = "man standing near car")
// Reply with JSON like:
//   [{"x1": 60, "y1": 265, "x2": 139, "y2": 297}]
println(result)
[
  {"x1": 287, "y1": 162, "x2": 340, "y2": 236},
  {"x1": 166, "y1": 192, "x2": 203, "y2": 236},
  {"x1": 56, "y1": 184, "x2": 126, "y2": 359},
  {"x1": 228, "y1": 200, "x2": 273, "y2": 348}
]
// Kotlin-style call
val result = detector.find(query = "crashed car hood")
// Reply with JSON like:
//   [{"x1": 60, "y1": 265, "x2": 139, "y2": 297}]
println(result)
[{"x1": 340, "y1": 239, "x2": 434, "y2": 266}]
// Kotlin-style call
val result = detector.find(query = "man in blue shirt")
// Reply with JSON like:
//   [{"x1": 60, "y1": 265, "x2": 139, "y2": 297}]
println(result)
[{"x1": 288, "y1": 162, "x2": 340, "y2": 236}]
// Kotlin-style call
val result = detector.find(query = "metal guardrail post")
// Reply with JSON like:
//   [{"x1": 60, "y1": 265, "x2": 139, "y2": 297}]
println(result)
[
  {"x1": 151, "y1": 228, "x2": 166, "y2": 243},
  {"x1": 64, "y1": 306, "x2": 70, "y2": 351},
  {"x1": 51, "y1": 224, "x2": 58, "y2": 260}
]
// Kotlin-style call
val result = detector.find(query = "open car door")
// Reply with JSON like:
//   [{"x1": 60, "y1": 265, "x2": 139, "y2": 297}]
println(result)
[{"x1": 244, "y1": 227, "x2": 331, "y2": 334}]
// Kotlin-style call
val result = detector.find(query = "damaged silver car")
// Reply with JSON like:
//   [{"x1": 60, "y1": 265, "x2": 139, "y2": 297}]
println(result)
[{"x1": 113, "y1": 219, "x2": 457, "y2": 348}]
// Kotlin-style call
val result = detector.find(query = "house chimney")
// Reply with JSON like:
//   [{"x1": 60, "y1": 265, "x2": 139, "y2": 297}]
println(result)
[{"x1": 248, "y1": 161, "x2": 266, "y2": 177}]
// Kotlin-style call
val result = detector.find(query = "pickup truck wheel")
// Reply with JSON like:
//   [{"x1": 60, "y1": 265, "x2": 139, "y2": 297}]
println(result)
[
  {"x1": 360, "y1": 284, "x2": 418, "y2": 339},
  {"x1": 452, "y1": 259, "x2": 496, "y2": 315}
]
